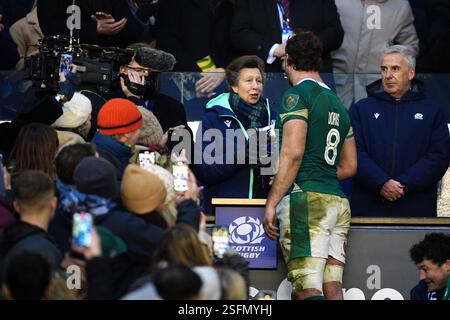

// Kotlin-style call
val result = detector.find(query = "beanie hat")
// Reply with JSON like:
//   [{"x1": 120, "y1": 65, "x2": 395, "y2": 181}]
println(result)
[
  {"x1": 137, "y1": 106, "x2": 164, "y2": 146},
  {"x1": 74, "y1": 156, "x2": 119, "y2": 199},
  {"x1": 139, "y1": 163, "x2": 177, "y2": 226},
  {"x1": 121, "y1": 164, "x2": 167, "y2": 214},
  {"x1": 53, "y1": 92, "x2": 92, "y2": 129},
  {"x1": 97, "y1": 98, "x2": 143, "y2": 136}
]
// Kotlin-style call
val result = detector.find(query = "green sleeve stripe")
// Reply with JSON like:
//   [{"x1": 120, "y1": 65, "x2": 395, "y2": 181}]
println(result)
[
  {"x1": 282, "y1": 115, "x2": 308, "y2": 125},
  {"x1": 346, "y1": 127, "x2": 354, "y2": 140},
  {"x1": 280, "y1": 109, "x2": 308, "y2": 123}
]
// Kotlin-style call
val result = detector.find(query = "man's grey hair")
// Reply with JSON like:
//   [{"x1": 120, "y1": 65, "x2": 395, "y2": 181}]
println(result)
[{"x1": 382, "y1": 45, "x2": 416, "y2": 70}]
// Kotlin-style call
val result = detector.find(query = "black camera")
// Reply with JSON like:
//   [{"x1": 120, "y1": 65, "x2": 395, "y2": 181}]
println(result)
[{"x1": 24, "y1": 35, "x2": 134, "y2": 97}]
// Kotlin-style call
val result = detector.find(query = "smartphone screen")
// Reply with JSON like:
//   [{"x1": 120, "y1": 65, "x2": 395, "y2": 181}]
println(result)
[
  {"x1": 59, "y1": 53, "x2": 73, "y2": 76},
  {"x1": 72, "y1": 212, "x2": 93, "y2": 248},
  {"x1": 173, "y1": 162, "x2": 189, "y2": 192},
  {"x1": 138, "y1": 151, "x2": 156, "y2": 169},
  {"x1": 212, "y1": 226, "x2": 230, "y2": 259}
]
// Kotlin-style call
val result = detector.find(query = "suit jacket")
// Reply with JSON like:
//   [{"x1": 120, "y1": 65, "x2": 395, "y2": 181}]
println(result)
[
  {"x1": 230, "y1": 0, "x2": 343, "y2": 72},
  {"x1": 156, "y1": 0, "x2": 238, "y2": 71},
  {"x1": 37, "y1": 0, "x2": 145, "y2": 48}
]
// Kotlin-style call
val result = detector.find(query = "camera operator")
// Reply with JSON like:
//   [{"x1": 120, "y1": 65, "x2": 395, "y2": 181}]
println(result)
[
  {"x1": 120, "y1": 46, "x2": 187, "y2": 132},
  {"x1": 0, "y1": 65, "x2": 80, "y2": 160},
  {"x1": 119, "y1": 46, "x2": 193, "y2": 156}
]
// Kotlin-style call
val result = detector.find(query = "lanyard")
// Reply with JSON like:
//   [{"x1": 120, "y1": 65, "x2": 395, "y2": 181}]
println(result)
[{"x1": 277, "y1": 1, "x2": 290, "y2": 28}]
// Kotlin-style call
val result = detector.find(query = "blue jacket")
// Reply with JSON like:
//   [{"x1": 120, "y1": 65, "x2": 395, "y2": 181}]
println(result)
[
  {"x1": 193, "y1": 93, "x2": 276, "y2": 214},
  {"x1": 92, "y1": 132, "x2": 133, "y2": 181},
  {"x1": 350, "y1": 80, "x2": 450, "y2": 217},
  {"x1": 410, "y1": 280, "x2": 445, "y2": 300}
]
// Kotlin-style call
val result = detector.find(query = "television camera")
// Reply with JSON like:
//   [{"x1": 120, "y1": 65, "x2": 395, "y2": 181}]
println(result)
[{"x1": 24, "y1": 35, "x2": 134, "y2": 97}]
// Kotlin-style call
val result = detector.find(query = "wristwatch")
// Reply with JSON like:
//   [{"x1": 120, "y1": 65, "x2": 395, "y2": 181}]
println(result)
[{"x1": 54, "y1": 94, "x2": 68, "y2": 104}]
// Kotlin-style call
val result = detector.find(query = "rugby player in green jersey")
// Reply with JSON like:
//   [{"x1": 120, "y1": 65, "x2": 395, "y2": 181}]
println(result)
[{"x1": 263, "y1": 32, "x2": 357, "y2": 300}]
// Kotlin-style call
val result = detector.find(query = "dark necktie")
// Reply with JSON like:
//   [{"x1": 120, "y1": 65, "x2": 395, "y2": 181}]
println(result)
[{"x1": 279, "y1": 0, "x2": 290, "y2": 20}]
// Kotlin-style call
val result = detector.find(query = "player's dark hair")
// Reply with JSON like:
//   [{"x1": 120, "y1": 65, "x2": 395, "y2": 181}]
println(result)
[{"x1": 286, "y1": 31, "x2": 323, "y2": 72}]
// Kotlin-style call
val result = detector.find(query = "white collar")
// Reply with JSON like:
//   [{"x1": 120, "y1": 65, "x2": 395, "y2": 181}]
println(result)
[{"x1": 296, "y1": 78, "x2": 330, "y2": 90}]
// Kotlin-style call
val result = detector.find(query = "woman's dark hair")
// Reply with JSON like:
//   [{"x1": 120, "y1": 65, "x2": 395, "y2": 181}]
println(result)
[
  {"x1": 153, "y1": 224, "x2": 212, "y2": 267},
  {"x1": 286, "y1": 31, "x2": 323, "y2": 72},
  {"x1": 55, "y1": 143, "x2": 97, "y2": 184},
  {"x1": 225, "y1": 55, "x2": 265, "y2": 87},
  {"x1": 9, "y1": 123, "x2": 59, "y2": 180}
]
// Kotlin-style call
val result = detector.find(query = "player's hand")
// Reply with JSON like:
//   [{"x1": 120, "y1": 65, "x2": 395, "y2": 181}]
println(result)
[{"x1": 263, "y1": 205, "x2": 279, "y2": 240}]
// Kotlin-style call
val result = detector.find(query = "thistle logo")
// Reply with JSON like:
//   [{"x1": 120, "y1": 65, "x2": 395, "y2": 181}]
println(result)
[{"x1": 229, "y1": 216, "x2": 265, "y2": 245}]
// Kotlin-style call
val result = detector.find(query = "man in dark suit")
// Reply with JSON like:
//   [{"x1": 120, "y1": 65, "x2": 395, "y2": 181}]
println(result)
[
  {"x1": 230, "y1": 0, "x2": 343, "y2": 72},
  {"x1": 156, "y1": 0, "x2": 238, "y2": 97},
  {"x1": 37, "y1": 0, "x2": 146, "y2": 48},
  {"x1": 156, "y1": 0, "x2": 237, "y2": 72}
]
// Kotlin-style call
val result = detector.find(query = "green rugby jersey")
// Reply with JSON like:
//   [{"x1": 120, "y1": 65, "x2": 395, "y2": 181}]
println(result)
[{"x1": 276, "y1": 79, "x2": 353, "y2": 198}]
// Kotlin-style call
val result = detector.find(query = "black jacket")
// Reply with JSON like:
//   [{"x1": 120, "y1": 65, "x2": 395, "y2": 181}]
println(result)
[
  {"x1": 230, "y1": 0, "x2": 343, "y2": 72},
  {"x1": 49, "y1": 195, "x2": 201, "y2": 259},
  {"x1": 0, "y1": 92, "x2": 63, "y2": 160},
  {"x1": 49, "y1": 204, "x2": 164, "y2": 261},
  {"x1": 0, "y1": 0, "x2": 34, "y2": 26},
  {"x1": 0, "y1": 3, "x2": 20, "y2": 70},
  {"x1": 37, "y1": 0, "x2": 145, "y2": 48},
  {"x1": 156, "y1": 0, "x2": 238, "y2": 71},
  {"x1": 409, "y1": 0, "x2": 450, "y2": 73},
  {"x1": 0, "y1": 220, "x2": 63, "y2": 271},
  {"x1": 128, "y1": 93, "x2": 188, "y2": 133}
]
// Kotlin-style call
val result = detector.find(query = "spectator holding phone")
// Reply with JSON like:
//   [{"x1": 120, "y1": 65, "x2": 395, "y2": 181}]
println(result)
[
  {"x1": 0, "y1": 64, "x2": 79, "y2": 161},
  {"x1": 121, "y1": 164, "x2": 202, "y2": 231},
  {"x1": 52, "y1": 92, "x2": 93, "y2": 151}
]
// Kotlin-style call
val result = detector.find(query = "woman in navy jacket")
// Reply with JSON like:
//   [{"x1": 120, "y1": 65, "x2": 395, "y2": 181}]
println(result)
[{"x1": 193, "y1": 55, "x2": 277, "y2": 214}]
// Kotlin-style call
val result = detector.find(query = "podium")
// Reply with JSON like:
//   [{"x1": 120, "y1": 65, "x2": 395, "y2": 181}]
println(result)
[{"x1": 211, "y1": 198, "x2": 277, "y2": 269}]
